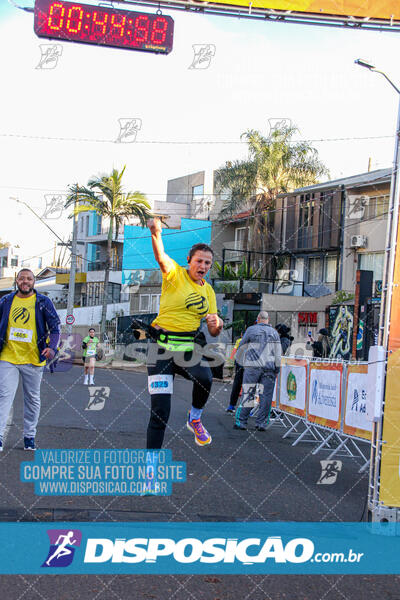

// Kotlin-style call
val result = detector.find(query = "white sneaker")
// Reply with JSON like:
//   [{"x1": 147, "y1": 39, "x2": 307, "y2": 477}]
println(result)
[
  {"x1": 84, "y1": 375, "x2": 89, "y2": 385},
  {"x1": 89, "y1": 377, "x2": 94, "y2": 385}
]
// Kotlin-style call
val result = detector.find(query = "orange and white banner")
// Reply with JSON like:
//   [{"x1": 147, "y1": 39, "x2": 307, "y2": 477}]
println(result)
[
  {"x1": 307, "y1": 363, "x2": 343, "y2": 430},
  {"x1": 279, "y1": 358, "x2": 308, "y2": 417},
  {"x1": 343, "y1": 364, "x2": 371, "y2": 441}
]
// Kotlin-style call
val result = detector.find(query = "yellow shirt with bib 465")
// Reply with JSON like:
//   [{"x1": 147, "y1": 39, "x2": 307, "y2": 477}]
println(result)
[{"x1": 0, "y1": 295, "x2": 45, "y2": 366}]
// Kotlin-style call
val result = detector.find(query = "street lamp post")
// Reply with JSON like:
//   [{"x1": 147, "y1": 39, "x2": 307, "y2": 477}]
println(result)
[{"x1": 355, "y1": 59, "x2": 400, "y2": 516}]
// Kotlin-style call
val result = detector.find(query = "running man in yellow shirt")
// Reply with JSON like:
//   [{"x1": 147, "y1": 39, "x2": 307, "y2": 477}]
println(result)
[{"x1": 146, "y1": 218, "x2": 223, "y2": 449}]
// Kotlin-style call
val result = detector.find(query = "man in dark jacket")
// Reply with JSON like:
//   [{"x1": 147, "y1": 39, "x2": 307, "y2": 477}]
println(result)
[
  {"x1": 234, "y1": 311, "x2": 281, "y2": 431},
  {"x1": 0, "y1": 269, "x2": 60, "y2": 450}
]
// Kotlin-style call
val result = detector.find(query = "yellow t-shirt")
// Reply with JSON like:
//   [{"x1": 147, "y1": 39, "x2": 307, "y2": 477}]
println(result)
[
  {"x1": 0, "y1": 295, "x2": 45, "y2": 366},
  {"x1": 152, "y1": 260, "x2": 217, "y2": 332}
]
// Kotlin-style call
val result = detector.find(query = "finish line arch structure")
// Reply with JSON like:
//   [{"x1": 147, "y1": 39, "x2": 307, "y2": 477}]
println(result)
[{"x1": 116, "y1": 0, "x2": 400, "y2": 32}]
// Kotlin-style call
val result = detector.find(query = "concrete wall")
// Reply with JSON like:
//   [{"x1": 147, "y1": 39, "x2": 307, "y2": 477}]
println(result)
[
  {"x1": 57, "y1": 302, "x2": 130, "y2": 326},
  {"x1": 211, "y1": 221, "x2": 239, "y2": 265},
  {"x1": 166, "y1": 171, "x2": 204, "y2": 207},
  {"x1": 341, "y1": 184, "x2": 389, "y2": 292},
  {"x1": 86, "y1": 270, "x2": 122, "y2": 284}
]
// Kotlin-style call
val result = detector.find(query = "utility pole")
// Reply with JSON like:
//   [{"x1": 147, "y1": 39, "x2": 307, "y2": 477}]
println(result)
[
  {"x1": 355, "y1": 59, "x2": 400, "y2": 519},
  {"x1": 65, "y1": 192, "x2": 78, "y2": 335}
]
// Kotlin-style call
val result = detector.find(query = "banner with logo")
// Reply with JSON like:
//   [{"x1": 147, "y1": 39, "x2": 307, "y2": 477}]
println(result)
[
  {"x1": 343, "y1": 364, "x2": 372, "y2": 440},
  {"x1": 1, "y1": 522, "x2": 400, "y2": 574},
  {"x1": 380, "y1": 207, "x2": 400, "y2": 507},
  {"x1": 279, "y1": 358, "x2": 308, "y2": 416},
  {"x1": 307, "y1": 363, "x2": 343, "y2": 429}
]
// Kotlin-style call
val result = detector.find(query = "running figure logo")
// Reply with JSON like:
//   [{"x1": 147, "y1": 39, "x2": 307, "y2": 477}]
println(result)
[
  {"x1": 188, "y1": 44, "x2": 216, "y2": 69},
  {"x1": 42, "y1": 529, "x2": 82, "y2": 567},
  {"x1": 86, "y1": 386, "x2": 110, "y2": 411},
  {"x1": 41, "y1": 194, "x2": 65, "y2": 220},
  {"x1": 115, "y1": 118, "x2": 142, "y2": 143},
  {"x1": 317, "y1": 460, "x2": 342, "y2": 485},
  {"x1": 36, "y1": 44, "x2": 63, "y2": 69}
]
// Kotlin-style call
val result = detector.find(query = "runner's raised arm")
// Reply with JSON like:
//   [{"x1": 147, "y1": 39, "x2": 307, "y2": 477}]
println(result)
[{"x1": 147, "y1": 218, "x2": 174, "y2": 275}]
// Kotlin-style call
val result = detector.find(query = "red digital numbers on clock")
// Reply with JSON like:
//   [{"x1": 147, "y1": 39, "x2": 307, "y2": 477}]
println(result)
[
  {"x1": 66, "y1": 6, "x2": 84, "y2": 33},
  {"x1": 34, "y1": 0, "x2": 174, "y2": 54}
]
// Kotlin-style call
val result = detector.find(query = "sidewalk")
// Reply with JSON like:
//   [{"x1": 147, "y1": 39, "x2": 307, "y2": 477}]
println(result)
[{"x1": 72, "y1": 354, "x2": 234, "y2": 379}]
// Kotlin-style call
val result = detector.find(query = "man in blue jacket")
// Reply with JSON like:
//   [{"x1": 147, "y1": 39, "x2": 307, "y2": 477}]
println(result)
[
  {"x1": 0, "y1": 269, "x2": 60, "y2": 450},
  {"x1": 234, "y1": 311, "x2": 281, "y2": 432}
]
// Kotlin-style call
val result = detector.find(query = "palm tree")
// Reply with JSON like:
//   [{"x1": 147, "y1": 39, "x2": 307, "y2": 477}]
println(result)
[
  {"x1": 65, "y1": 166, "x2": 152, "y2": 340},
  {"x1": 215, "y1": 123, "x2": 328, "y2": 275}
]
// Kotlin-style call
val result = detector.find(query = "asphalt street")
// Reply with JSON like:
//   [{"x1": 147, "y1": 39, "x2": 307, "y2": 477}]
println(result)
[{"x1": 0, "y1": 364, "x2": 398, "y2": 599}]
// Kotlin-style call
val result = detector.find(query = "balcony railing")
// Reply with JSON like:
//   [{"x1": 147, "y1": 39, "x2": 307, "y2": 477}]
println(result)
[
  {"x1": 212, "y1": 278, "x2": 335, "y2": 297},
  {"x1": 223, "y1": 241, "x2": 245, "y2": 261},
  {"x1": 87, "y1": 261, "x2": 121, "y2": 272}
]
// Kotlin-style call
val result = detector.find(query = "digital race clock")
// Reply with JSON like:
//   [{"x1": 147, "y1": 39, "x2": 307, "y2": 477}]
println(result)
[{"x1": 34, "y1": 0, "x2": 174, "y2": 54}]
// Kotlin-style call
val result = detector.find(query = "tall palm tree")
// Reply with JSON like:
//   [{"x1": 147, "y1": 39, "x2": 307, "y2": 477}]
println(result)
[
  {"x1": 65, "y1": 166, "x2": 152, "y2": 340},
  {"x1": 215, "y1": 123, "x2": 328, "y2": 274}
]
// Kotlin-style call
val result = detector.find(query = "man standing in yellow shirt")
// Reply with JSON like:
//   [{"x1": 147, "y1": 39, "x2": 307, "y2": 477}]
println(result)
[
  {"x1": 146, "y1": 218, "x2": 223, "y2": 449},
  {"x1": 0, "y1": 269, "x2": 60, "y2": 450}
]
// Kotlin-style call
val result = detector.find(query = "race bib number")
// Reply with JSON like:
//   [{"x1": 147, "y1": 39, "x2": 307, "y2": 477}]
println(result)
[
  {"x1": 9, "y1": 327, "x2": 33, "y2": 343},
  {"x1": 86, "y1": 344, "x2": 96, "y2": 356},
  {"x1": 148, "y1": 374, "x2": 173, "y2": 395}
]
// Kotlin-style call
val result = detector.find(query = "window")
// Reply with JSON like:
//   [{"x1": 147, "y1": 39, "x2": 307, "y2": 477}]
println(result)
[
  {"x1": 139, "y1": 295, "x2": 150, "y2": 312},
  {"x1": 10, "y1": 257, "x2": 18, "y2": 267},
  {"x1": 1, "y1": 257, "x2": 7, "y2": 267},
  {"x1": 299, "y1": 194, "x2": 314, "y2": 228},
  {"x1": 192, "y1": 184, "x2": 205, "y2": 216},
  {"x1": 151, "y1": 294, "x2": 160, "y2": 313},
  {"x1": 234, "y1": 227, "x2": 247, "y2": 250},
  {"x1": 364, "y1": 195, "x2": 389, "y2": 220},
  {"x1": 192, "y1": 184, "x2": 204, "y2": 198},
  {"x1": 358, "y1": 252, "x2": 384, "y2": 282},
  {"x1": 96, "y1": 215, "x2": 102, "y2": 235},
  {"x1": 324, "y1": 256, "x2": 337, "y2": 283},
  {"x1": 85, "y1": 215, "x2": 89, "y2": 236},
  {"x1": 376, "y1": 196, "x2": 389, "y2": 218},
  {"x1": 109, "y1": 283, "x2": 121, "y2": 303},
  {"x1": 308, "y1": 257, "x2": 322, "y2": 284}
]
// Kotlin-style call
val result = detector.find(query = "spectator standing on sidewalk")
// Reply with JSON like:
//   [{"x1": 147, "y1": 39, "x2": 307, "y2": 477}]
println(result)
[
  {"x1": 306, "y1": 328, "x2": 331, "y2": 358},
  {"x1": 234, "y1": 311, "x2": 281, "y2": 432},
  {"x1": 275, "y1": 323, "x2": 294, "y2": 356},
  {"x1": 226, "y1": 332, "x2": 244, "y2": 413},
  {"x1": 0, "y1": 269, "x2": 60, "y2": 450}
]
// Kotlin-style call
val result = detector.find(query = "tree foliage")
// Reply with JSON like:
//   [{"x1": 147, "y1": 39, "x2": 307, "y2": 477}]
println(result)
[
  {"x1": 65, "y1": 166, "x2": 152, "y2": 339},
  {"x1": 215, "y1": 124, "x2": 329, "y2": 255}
]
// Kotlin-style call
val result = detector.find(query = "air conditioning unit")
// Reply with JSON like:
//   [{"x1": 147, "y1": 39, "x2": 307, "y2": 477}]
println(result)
[{"x1": 350, "y1": 235, "x2": 367, "y2": 248}]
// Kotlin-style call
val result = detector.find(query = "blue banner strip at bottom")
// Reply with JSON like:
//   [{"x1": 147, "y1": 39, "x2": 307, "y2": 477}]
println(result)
[{"x1": 1, "y1": 522, "x2": 399, "y2": 574}]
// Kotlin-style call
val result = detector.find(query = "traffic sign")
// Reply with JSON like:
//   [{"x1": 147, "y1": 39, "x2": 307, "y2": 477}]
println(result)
[{"x1": 66, "y1": 314, "x2": 75, "y2": 325}]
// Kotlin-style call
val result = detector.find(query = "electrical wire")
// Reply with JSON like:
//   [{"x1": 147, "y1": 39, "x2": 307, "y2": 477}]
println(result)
[
  {"x1": 0, "y1": 132, "x2": 394, "y2": 144},
  {"x1": 7, "y1": 0, "x2": 33, "y2": 12}
]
